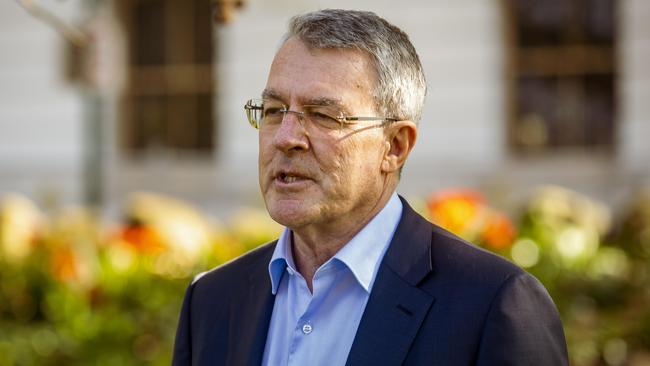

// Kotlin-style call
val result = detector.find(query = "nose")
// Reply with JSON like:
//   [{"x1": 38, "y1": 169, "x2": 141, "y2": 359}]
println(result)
[{"x1": 272, "y1": 110, "x2": 310, "y2": 153}]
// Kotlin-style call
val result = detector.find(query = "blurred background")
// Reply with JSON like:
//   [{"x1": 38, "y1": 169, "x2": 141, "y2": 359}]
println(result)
[{"x1": 0, "y1": 0, "x2": 648, "y2": 365}]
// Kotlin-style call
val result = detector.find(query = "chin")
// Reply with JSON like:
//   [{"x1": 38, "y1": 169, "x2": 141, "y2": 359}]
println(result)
[{"x1": 266, "y1": 199, "x2": 314, "y2": 228}]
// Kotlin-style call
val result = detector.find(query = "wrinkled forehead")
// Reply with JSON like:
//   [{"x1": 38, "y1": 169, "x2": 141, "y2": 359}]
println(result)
[{"x1": 265, "y1": 38, "x2": 377, "y2": 112}]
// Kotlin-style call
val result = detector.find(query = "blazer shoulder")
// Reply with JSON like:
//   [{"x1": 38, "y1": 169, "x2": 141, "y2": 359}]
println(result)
[
  {"x1": 390, "y1": 198, "x2": 527, "y2": 290},
  {"x1": 429, "y1": 223, "x2": 527, "y2": 287},
  {"x1": 191, "y1": 240, "x2": 277, "y2": 289}
]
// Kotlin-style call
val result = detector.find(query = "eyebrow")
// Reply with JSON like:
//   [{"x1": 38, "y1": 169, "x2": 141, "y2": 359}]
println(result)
[
  {"x1": 261, "y1": 88, "x2": 283, "y2": 101},
  {"x1": 261, "y1": 89, "x2": 350, "y2": 113},
  {"x1": 304, "y1": 97, "x2": 344, "y2": 108}
]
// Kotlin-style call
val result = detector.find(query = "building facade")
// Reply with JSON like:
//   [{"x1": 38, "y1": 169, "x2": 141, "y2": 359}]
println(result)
[{"x1": 0, "y1": 0, "x2": 648, "y2": 216}]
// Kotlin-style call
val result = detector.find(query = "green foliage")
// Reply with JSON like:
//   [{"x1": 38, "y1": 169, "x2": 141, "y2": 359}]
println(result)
[
  {"x1": 0, "y1": 193, "x2": 280, "y2": 366},
  {"x1": 1, "y1": 187, "x2": 650, "y2": 365},
  {"x1": 494, "y1": 186, "x2": 650, "y2": 366}
]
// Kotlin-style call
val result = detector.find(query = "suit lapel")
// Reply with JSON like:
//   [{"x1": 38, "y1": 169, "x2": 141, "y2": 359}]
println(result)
[
  {"x1": 228, "y1": 243, "x2": 276, "y2": 366},
  {"x1": 346, "y1": 198, "x2": 436, "y2": 366}
]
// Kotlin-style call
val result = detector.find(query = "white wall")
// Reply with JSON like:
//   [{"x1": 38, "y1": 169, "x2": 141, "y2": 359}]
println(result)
[
  {"x1": 0, "y1": 0, "x2": 647, "y2": 214},
  {"x1": 0, "y1": 1, "x2": 84, "y2": 204},
  {"x1": 619, "y1": 0, "x2": 650, "y2": 170}
]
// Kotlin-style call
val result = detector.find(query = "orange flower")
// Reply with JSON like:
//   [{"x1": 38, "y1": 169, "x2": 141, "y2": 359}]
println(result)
[
  {"x1": 481, "y1": 212, "x2": 516, "y2": 250},
  {"x1": 427, "y1": 189, "x2": 516, "y2": 250},
  {"x1": 51, "y1": 247, "x2": 78, "y2": 282},
  {"x1": 119, "y1": 224, "x2": 166, "y2": 255},
  {"x1": 427, "y1": 189, "x2": 485, "y2": 236}
]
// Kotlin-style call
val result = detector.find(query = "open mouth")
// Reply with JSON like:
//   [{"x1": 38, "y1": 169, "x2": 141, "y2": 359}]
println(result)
[
  {"x1": 278, "y1": 173, "x2": 303, "y2": 183},
  {"x1": 276, "y1": 171, "x2": 309, "y2": 184}
]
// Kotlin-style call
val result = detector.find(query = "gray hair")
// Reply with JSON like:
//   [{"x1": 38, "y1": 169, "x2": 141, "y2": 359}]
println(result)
[{"x1": 284, "y1": 9, "x2": 427, "y2": 123}]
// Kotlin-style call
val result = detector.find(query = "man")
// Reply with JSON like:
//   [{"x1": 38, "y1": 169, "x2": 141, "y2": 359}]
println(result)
[{"x1": 172, "y1": 9, "x2": 568, "y2": 366}]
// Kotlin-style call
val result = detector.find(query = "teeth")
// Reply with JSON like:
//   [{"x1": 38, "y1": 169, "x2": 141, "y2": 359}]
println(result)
[{"x1": 280, "y1": 174, "x2": 301, "y2": 183}]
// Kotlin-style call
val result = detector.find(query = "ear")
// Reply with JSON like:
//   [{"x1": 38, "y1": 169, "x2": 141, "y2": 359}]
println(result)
[{"x1": 381, "y1": 120, "x2": 418, "y2": 174}]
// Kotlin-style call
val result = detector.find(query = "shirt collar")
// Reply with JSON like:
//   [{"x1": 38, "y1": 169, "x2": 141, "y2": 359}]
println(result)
[{"x1": 268, "y1": 192, "x2": 403, "y2": 294}]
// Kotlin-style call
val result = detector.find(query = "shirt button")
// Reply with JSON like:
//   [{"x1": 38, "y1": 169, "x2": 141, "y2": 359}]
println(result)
[{"x1": 302, "y1": 323, "x2": 313, "y2": 334}]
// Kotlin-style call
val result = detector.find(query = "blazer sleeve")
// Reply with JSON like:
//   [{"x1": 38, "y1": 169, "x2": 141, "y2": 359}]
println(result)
[
  {"x1": 172, "y1": 282, "x2": 194, "y2": 366},
  {"x1": 475, "y1": 272, "x2": 569, "y2": 366}
]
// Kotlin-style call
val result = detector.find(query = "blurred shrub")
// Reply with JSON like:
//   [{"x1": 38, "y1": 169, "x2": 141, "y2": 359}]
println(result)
[
  {"x1": 427, "y1": 189, "x2": 516, "y2": 251},
  {"x1": 2, "y1": 185, "x2": 649, "y2": 365},
  {"x1": 0, "y1": 192, "x2": 281, "y2": 366},
  {"x1": 427, "y1": 185, "x2": 650, "y2": 366}
]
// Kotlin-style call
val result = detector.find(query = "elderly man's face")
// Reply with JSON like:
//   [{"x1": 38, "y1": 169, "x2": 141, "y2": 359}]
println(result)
[{"x1": 259, "y1": 38, "x2": 390, "y2": 232}]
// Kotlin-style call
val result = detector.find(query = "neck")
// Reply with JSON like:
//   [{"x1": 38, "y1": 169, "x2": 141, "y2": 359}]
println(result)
[{"x1": 291, "y1": 184, "x2": 396, "y2": 291}]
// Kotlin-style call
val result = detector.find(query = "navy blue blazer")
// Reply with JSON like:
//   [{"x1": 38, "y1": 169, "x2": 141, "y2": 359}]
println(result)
[{"x1": 172, "y1": 197, "x2": 568, "y2": 365}]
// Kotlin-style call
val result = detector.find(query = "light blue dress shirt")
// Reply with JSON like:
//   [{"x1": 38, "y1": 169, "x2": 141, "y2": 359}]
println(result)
[{"x1": 261, "y1": 193, "x2": 403, "y2": 366}]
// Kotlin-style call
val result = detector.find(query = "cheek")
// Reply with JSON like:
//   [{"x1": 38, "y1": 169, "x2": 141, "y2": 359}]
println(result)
[
  {"x1": 309, "y1": 140, "x2": 345, "y2": 192},
  {"x1": 352, "y1": 137, "x2": 386, "y2": 186},
  {"x1": 318, "y1": 137, "x2": 382, "y2": 194},
  {"x1": 259, "y1": 133, "x2": 277, "y2": 161},
  {"x1": 349, "y1": 134, "x2": 384, "y2": 168}
]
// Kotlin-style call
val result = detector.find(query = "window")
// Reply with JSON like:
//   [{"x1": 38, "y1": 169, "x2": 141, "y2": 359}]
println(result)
[
  {"x1": 117, "y1": 0, "x2": 215, "y2": 156},
  {"x1": 504, "y1": 0, "x2": 617, "y2": 153}
]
